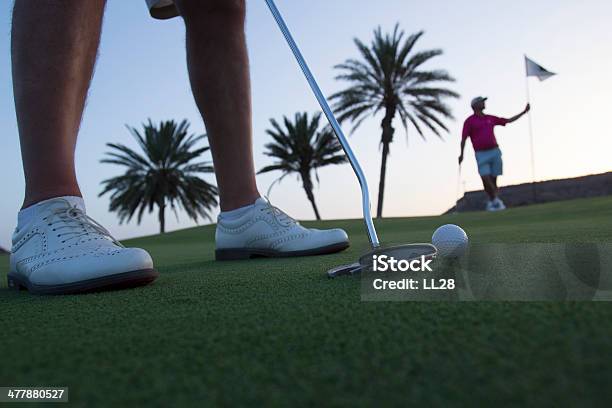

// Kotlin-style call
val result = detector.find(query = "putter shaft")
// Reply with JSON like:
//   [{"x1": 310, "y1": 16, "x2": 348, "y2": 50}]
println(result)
[{"x1": 265, "y1": 0, "x2": 380, "y2": 248}]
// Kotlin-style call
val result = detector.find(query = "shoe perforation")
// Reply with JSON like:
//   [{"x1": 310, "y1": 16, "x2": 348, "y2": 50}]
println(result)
[
  {"x1": 269, "y1": 232, "x2": 309, "y2": 249},
  {"x1": 12, "y1": 228, "x2": 47, "y2": 254},
  {"x1": 218, "y1": 215, "x2": 282, "y2": 234},
  {"x1": 29, "y1": 247, "x2": 125, "y2": 272},
  {"x1": 245, "y1": 228, "x2": 303, "y2": 247}
]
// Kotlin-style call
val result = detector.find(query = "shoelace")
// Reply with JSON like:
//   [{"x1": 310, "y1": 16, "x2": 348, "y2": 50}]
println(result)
[
  {"x1": 261, "y1": 198, "x2": 299, "y2": 227},
  {"x1": 44, "y1": 202, "x2": 124, "y2": 247}
]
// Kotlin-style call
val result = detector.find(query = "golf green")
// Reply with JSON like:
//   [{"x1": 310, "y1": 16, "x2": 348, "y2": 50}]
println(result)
[{"x1": 1, "y1": 196, "x2": 612, "y2": 406}]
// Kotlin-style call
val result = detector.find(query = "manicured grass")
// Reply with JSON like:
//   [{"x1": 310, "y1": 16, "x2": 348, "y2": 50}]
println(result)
[{"x1": 1, "y1": 196, "x2": 612, "y2": 406}]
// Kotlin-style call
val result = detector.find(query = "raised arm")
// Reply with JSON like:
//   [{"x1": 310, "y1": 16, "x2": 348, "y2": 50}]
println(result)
[{"x1": 506, "y1": 103, "x2": 531, "y2": 124}]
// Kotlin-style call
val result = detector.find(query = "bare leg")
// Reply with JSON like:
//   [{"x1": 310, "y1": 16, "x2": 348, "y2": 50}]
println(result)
[
  {"x1": 174, "y1": 0, "x2": 260, "y2": 211},
  {"x1": 12, "y1": 0, "x2": 106, "y2": 208},
  {"x1": 480, "y1": 176, "x2": 497, "y2": 201}
]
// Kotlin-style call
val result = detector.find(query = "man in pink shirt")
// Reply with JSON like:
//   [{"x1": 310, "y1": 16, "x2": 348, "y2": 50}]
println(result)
[{"x1": 458, "y1": 97, "x2": 530, "y2": 211}]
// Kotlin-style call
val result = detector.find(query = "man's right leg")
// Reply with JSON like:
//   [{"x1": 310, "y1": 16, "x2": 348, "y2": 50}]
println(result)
[
  {"x1": 480, "y1": 175, "x2": 497, "y2": 201},
  {"x1": 171, "y1": 0, "x2": 349, "y2": 260},
  {"x1": 9, "y1": 1, "x2": 157, "y2": 294},
  {"x1": 12, "y1": 0, "x2": 107, "y2": 208},
  {"x1": 173, "y1": 0, "x2": 259, "y2": 212}
]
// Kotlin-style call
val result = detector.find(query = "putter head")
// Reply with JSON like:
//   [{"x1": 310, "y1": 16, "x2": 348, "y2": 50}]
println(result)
[
  {"x1": 326, "y1": 243, "x2": 437, "y2": 278},
  {"x1": 327, "y1": 262, "x2": 363, "y2": 278}
]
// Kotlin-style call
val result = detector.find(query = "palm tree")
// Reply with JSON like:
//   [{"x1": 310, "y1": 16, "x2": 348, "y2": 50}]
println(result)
[
  {"x1": 99, "y1": 119, "x2": 218, "y2": 233},
  {"x1": 258, "y1": 112, "x2": 347, "y2": 220},
  {"x1": 330, "y1": 25, "x2": 459, "y2": 218}
]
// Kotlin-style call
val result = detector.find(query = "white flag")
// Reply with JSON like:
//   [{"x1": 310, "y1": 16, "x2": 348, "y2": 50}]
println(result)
[{"x1": 525, "y1": 56, "x2": 556, "y2": 81}]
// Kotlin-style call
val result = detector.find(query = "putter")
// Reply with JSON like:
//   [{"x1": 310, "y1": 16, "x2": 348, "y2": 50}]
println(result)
[
  {"x1": 454, "y1": 164, "x2": 462, "y2": 213},
  {"x1": 265, "y1": 0, "x2": 437, "y2": 277}
]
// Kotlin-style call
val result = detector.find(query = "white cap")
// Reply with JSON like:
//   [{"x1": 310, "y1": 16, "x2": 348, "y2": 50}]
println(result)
[{"x1": 470, "y1": 96, "x2": 488, "y2": 108}]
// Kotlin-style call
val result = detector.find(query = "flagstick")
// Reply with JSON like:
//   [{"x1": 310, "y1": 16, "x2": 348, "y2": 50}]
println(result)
[{"x1": 524, "y1": 65, "x2": 538, "y2": 203}]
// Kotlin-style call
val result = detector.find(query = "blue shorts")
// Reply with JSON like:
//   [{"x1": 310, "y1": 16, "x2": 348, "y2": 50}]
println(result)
[{"x1": 475, "y1": 147, "x2": 503, "y2": 177}]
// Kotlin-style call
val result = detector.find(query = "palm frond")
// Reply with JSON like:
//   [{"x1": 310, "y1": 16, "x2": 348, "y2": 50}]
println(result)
[
  {"x1": 330, "y1": 25, "x2": 459, "y2": 145},
  {"x1": 259, "y1": 112, "x2": 347, "y2": 189},
  {"x1": 99, "y1": 119, "x2": 219, "y2": 228}
]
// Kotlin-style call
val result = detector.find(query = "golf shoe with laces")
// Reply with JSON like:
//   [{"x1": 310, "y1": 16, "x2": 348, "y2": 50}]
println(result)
[
  {"x1": 215, "y1": 197, "x2": 349, "y2": 260},
  {"x1": 8, "y1": 198, "x2": 158, "y2": 295},
  {"x1": 493, "y1": 197, "x2": 506, "y2": 210}
]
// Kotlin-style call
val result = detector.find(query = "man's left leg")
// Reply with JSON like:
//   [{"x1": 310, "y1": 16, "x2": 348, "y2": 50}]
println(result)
[
  {"x1": 491, "y1": 149, "x2": 506, "y2": 210},
  {"x1": 491, "y1": 176, "x2": 505, "y2": 209},
  {"x1": 172, "y1": 0, "x2": 349, "y2": 260}
]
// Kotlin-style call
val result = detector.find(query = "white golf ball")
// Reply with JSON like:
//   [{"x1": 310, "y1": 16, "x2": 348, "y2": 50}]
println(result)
[{"x1": 432, "y1": 224, "x2": 468, "y2": 258}]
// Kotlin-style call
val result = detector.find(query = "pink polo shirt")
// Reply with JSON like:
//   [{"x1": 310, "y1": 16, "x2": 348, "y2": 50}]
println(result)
[{"x1": 462, "y1": 114, "x2": 509, "y2": 151}]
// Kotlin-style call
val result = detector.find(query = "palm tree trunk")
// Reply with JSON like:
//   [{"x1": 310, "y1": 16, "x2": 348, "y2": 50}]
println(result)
[
  {"x1": 159, "y1": 203, "x2": 166, "y2": 234},
  {"x1": 376, "y1": 141, "x2": 390, "y2": 218},
  {"x1": 377, "y1": 107, "x2": 396, "y2": 218},
  {"x1": 305, "y1": 188, "x2": 321, "y2": 220},
  {"x1": 302, "y1": 174, "x2": 321, "y2": 220}
]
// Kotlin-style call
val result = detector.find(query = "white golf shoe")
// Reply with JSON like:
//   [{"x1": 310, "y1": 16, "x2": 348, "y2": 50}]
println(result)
[
  {"x1": 8, "y1": 198, "x2": 158, "y2": 295},
  {"x1": 493, "y1": 197, "x2": 506, "y2": 210},
  {"x1": 215, "y1": 198, "x2": 349, "y2": 260}
]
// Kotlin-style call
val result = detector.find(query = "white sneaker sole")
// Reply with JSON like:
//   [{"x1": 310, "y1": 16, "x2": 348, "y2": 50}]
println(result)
[
  {"x1": 7, "y1": 269, "x2": 159, "y2": 295},
  {"x1": 215, "y1": 241, "x2": 349, "y2": 261}
]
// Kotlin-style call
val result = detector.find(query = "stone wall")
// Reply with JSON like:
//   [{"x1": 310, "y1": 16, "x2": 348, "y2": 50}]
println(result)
[{"x1": 447, "y1": 172, "x2": 612, "y2": 213}]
